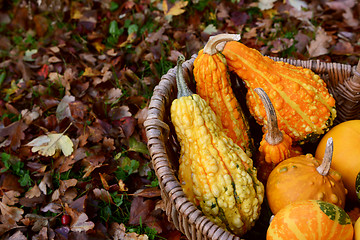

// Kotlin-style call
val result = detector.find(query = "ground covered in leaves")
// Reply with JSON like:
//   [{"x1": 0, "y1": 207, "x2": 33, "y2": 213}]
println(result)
[{"x1": 0, "y1": 0, "x2": 359, "y2": 239}]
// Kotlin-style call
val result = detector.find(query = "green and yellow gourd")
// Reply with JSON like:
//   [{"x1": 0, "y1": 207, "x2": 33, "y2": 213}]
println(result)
[
  {"x1": 201, "y1": 33, "x2": 336, "y2": 144},
  {"x1": 171, "y1": 55, "x2": 264, "y2": 236}
]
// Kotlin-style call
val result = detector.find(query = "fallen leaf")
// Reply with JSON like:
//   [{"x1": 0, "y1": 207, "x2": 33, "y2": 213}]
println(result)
[
  {"x1": 128, "y1": 137, "x2": 149, "y2": 155},
  {"x1": 8, "y1": 231, "x2": 27, "y2": 240},
  {"x1": 26, "y1": 133, "x2": 74, "y2": 157},
  {"x1": 59, "y1": 179, "x2": 77, "y2": 194},
  {"x1": 307, "y1": 27, "x2": 332, "y2": 58},
  {"x1": 24, "y1": 213, "x2": 50, "y2": 232},
  {"x1": 109, "y1": 222, "x2": 149, "y2": 240},
  {"x1": 118, "y1": 179, "x2": 128, "y2": 192},
  {"x1": 106, "y1": 88, "x2": 123, "y2": 104},
  {"x1": 133, "y1": 187, "x2": 160, "y2": 198},
  {"x1": 24, "y1": 184, "x2": 41, "y2": 199},
  {"x1": 258, "y1": 0, "x2": 276, "y2": 10},
  {"x1": 287, "y1": 0, "x2": 308, "y2": 11},
  {"x1": 40, "y1": 203, "x2": 62, "y2": 213},
  {"x1": 56, "y1": 95, "x2": 75, "y2": 121},
  {"x1": 0, "y1": 202, "x2": 24, "y2": 223},
  {"x1": 0, "y1": 120, "x2": 28, "y2": 151},
  {"x1": 1, "y1": 190, "x2": 20, "y2": 205},
  {"x1": 38, "y1": 172, "x2": 52, "y2": 195},
  {"x1": 163, "y1": 0, "x2": 188, "y2": 16},
  {"x1": 70, "y1": 212, "x2": 95, "y2": 232},
  {"x1": 93, "y1": 188, "x2": 113, "y2": 204}
]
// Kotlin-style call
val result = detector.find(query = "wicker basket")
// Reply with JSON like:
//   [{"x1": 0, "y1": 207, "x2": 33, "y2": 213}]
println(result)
[{"x1": 144, "y1": 52, "x2": 360, "y2": 240}]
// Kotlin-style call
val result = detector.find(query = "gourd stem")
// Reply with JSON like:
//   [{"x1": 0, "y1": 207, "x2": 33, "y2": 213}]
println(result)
[
  {"x1": 254, "y1": 88, "x2": 283, "y2": 145},
  {"x1": 203, "y1": 34, "x2": 241, "y2": 55},
  {"x1": 176, "y1": 55, "x2": 193, "y2": 99},
  {"x1": 316, "y1": 137, "x2": 333, "y2": 176}
]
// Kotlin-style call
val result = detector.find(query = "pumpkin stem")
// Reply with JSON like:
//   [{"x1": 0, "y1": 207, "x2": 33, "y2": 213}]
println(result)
[
  {"x1": 254, "y1": 88, "x2": 283, "y2": 145},
  {"x1": 176, "y1": 55, "x2": 193, "y2": 99},
  {"x1": 316, "y1": 137, "x2": 333, "y2": 176},
  {"x1": 203, "y1": 34, "x2": 241, "y2": 55}
]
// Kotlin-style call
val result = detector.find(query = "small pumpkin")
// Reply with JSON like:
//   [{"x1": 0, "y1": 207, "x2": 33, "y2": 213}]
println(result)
[
  {"x1": 355, "y1": 216, "x2": 360, "y2": 240},
  {"x1": 315, "y1": 120, "x2": 360, "y2": 202},
  {"x1": 267, "y1": 200, "x2": 354, "y2": 240},
  {"x1": 266, "y1": 138, "x2": 347, "y2": 214}
]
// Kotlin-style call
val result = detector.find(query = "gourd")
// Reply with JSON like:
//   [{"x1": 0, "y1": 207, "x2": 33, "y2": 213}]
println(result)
[
  {"x1": 267, "y1": 200, "x2": 354, "y2": 240},
  {"x1": 355, "y1": 217, "x2": 360, "y2": 240},
  {"x1": 193, "y1": 34, "x2": 254, "y2": 156},
  {"x1": 203, "y1": 33, "x2": 336, "y2": 144},
  {"x1": 170, "y1": 55, "x2": 264, "y2": 236},
  {"x1": 315, "y1": 120, "x2": 360, "y2": 202},
  {"x1": 266, "y1": 138, "x2": 347, "y2": 215},
  {"x1": 254, "y1": 88, "x2": 301, "y2": 165}
]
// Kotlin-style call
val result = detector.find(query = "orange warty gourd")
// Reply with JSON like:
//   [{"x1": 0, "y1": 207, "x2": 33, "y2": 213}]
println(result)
[
  {"x1": 254, "y1": 88, "x2": 301, "y2": 165},
  {"x1": 205, "y1": 34, "x2": 336, "y2": 144},
  {"x1": 267, "y1": 200, "x2": 354, "y2": 240},
  {"x1": 254, "y1": 87, "x2": 302, "y2": 182},
  {"x1": 315, "y1": 120, "x2": 360, "y2": 202},
  {"x1": 193, "y1": 34, "x2": 254, "y2": 156},
  {"x1": 266, "y1": 138, "x2": 347, "y2": 214}
]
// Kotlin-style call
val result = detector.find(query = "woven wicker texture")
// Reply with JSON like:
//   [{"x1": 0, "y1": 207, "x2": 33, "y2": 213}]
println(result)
[{"x1": 144, "y1": 54, "x2": 360, "y2": 240}]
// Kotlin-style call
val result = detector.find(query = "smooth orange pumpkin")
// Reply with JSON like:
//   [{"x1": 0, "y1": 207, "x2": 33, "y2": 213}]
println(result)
[
  {"x1": 315, "y1": 120, "x2": 360, "y2": 202},
  {"x1": 266, "y1": 138, "x2": 347, "y2": 214},
  {"x1": 267, "y1": 200, "x2": 354, "y2": 240}
]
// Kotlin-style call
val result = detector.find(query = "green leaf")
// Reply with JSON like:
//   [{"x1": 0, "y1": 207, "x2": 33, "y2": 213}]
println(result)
[
  {"x1": 127, "y1": 24, "x2": 138, "y2": 35},
  {"x1": 128, "y1": 137, "x2": 149, "y2": 155},
  {"x1": 0, "y1": 152, "x2": 11, "y2": 172},
  {"x1": 19, "y1": 172, "x2": 32, "y2": 187},
  {"x1": 109, "y1": 20, "x2": 121, "y2": 37},
  {"x1": 110, "y1": 1, "x2": 119, "y2": 11},
  {"x1": 0, "y1": 71, "x2": 5, "y2": 87}
]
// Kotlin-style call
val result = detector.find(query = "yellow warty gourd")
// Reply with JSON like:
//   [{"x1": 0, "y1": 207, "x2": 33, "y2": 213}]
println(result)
[{"x1": 171, "y1": 55, "x2": 264, "y2": 236}]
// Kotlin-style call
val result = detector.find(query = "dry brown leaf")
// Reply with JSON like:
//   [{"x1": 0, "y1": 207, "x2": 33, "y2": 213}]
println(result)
[
  {"x1": 39, "y1": 172, "x2": 52, "y2": 195},
  {"x1": 164, "y1": 1, "x2": 188, "y2": 16},
  {"x1": 307, "y1": 27, "x2": 332, "y2": 58},
  {"x1": 70, "y1": 212, "x2": 95, "y2": 232},
  {"x1": 0, "y1": 120, "x2": 28, "y2": 151},
  {"x1": 59, "y1": 179, "x2": 78, "y2": 194},
  {"x1": 8, "y1": 230, "x2": 27, "y2": 240},
  {"x1": 25, "y1": 184, "x2": 41, "y2": 199},
  {"x1": 40, "y1": 203, "x2": 62, "y2": 213},
  {"x1": 93, "y1": 188, "x2": 113, "y2": 204},
  {"x1": 1, "y1": 190, "x2": 20, "y2": 205},
  {"x1": 56, "y1": 95, "x2": 75, "y2": 121},
  {"x1": 0, "y1": 202, "x2": 24, "y2": 223},
  {"x1": 109, "y1": 222, "x2": 149, "y2": 240}
]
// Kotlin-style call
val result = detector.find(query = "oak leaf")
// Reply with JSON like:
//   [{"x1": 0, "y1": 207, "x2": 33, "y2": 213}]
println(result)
[
  {"x1": 163, "y1": 0, "x2": 188, "y2": 16},
  {"x1": 0, "y1": 120, "x2": 28, "y2": 151},
  {"x1": 26, "y1": 133, "x2": 74, "y2": 157}
]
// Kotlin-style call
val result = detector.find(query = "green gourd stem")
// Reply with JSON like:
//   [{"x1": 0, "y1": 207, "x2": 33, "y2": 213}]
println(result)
[
  {"x1": 203, "y1": 34, "x2": 241, "y2": 55},
  {"x1": 254, "y1": 88, "x2": 283, "y2": 145},
  {"x1": 316, "y1": 137, "x2": 333, "y2": 176},
  {"x1": 176, "y1": 55, "x2": 193, "y2": 99}
]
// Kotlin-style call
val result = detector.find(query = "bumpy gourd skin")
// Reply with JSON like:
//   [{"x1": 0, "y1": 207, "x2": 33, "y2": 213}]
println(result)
[
  {"x1": 222, "y1": 41, "x2": 336, "y2": 144},
  {"x1": 171, "y1": 93, "x2": 264, "y2": 236},
  {"x1": 194, "y1": 49, "x2": 254, "y2": 157}
]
